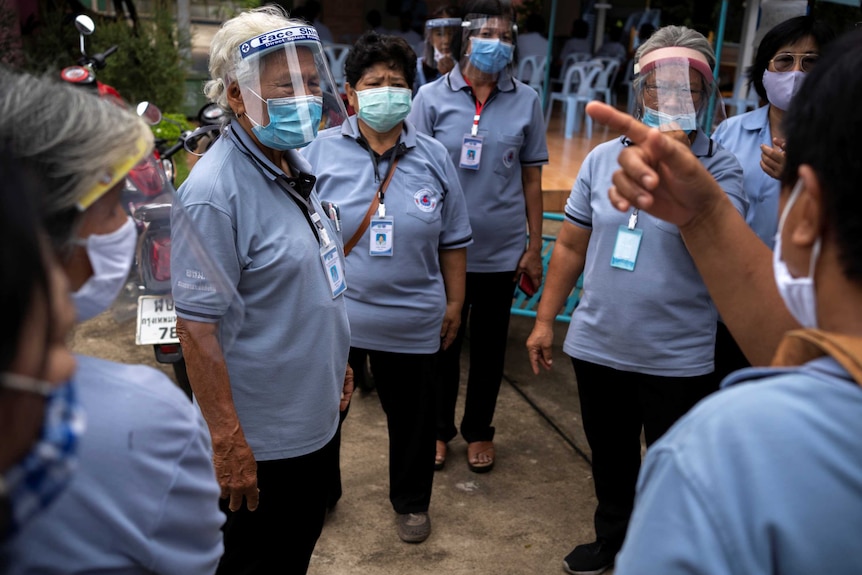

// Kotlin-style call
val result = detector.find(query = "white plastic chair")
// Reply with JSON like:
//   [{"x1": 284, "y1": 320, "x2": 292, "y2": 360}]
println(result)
[
  {"x1": 551, "y1": 52, "x2": 592, "y2": 89},
  {"x1": 589, "y1": 57, "x2": 621, "y2": 106},
  {"x1": 724, "y1": 75, "x2": 760, "y2": 117},
  {"x1": 545, "y1": 61, "x2": 602, "y2": 139},
  {"x1": 517, "y1": 55, "x2": 547, "y2": 99},
  {"x1": 323, "y1": 43, "x2": 352, "y2": 93}
]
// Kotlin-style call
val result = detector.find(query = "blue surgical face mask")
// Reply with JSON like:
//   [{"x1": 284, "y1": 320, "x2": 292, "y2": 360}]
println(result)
[
  {"x1": 356, "y1": 87, "x2": 412, "y2": 133},
  {"x1": 247, "y1": 90, "x2": 323, "y2": 150},
  {"x1": 468, "y1": 37, "x2": 514, "y2": 74},
  {"x1": 1, "y1": 376, "x2": 85, "y2": 539},
  {"x1": 641, "y1": 105, "x2": 697, "y2": 134}
]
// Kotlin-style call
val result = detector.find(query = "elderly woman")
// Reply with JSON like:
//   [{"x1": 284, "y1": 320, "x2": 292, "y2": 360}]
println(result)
[
  {"x1": 409, "y1": 0, "x2": 547, "y2": 475},
  {"x1": 0, "y1": 70, "x2": 225, "y2": 574},
  {"x1": 526, "y1": 26, "x2": 745, "y2": 575},
  {"x1": 303, "y1": 31, "x2": 471, "y2": 544},
  {"x1": 0, "y1": 155, "x2": 77, "y2": 543},
  {"x1": 170, "y1": 6, "x2": 352, "y2": 573}
]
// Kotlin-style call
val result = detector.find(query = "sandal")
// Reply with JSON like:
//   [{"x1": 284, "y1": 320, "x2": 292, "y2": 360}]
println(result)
[
  {"x1": 467, "y1": 441, "x2": 495, "y2": 473},
  {"x1": 434, "y1": 440, "x2": 447, "y2": 471}
]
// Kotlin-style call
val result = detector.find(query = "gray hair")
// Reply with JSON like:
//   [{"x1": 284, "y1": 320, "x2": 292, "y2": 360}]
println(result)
[
  {"x1": 0, "y1": 69, "x2": 153, "y2": 250},
  {"x1": 634, "y1": 25, "x2": 716, "y2": 71},
  {"x1": 204, "y1": 5, "x2": 303, "y2": 116}
]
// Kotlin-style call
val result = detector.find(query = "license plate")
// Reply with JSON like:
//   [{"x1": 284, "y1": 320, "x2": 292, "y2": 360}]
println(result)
[{"x1": 136, "y1": 295, "x2": 180, "y2": 345}]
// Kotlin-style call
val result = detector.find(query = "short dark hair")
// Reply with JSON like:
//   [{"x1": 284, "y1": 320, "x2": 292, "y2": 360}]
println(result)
[
  {"x1": 781, "y1": 29, "x2": 862, "y2": 282},
  {"x1": 344, "y1": 32, "x2": 417, "y2": 89},
  {"x1": 0, "y1": 154, "x2": 51, "y2": 375},
  {"x1": 748, "y1": 16, "x2": 835, "y2": 102}
]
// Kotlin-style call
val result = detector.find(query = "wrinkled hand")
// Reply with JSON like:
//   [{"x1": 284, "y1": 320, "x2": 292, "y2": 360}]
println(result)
[
  {"x1": 526, "y1": 320, "x2": 555, "y2": 375},
  {"x1": 517, "y1": 249, "x2": 543, "y2": 293},
  {"x1": 585, "y1": 102, "x2": 725, "y2": 229},
  {"x1": 440, "y1": 302, "x2": 462, "y2": 350},
  {"x1": 212, "y1": 438, "x2": 258, "y2": 512},
  {"x1": 760, "y1": 137, "x2": 786, "y2": 180},
  {"x1": 341, "y1": 364, "x2": 354, "y2": 412}
]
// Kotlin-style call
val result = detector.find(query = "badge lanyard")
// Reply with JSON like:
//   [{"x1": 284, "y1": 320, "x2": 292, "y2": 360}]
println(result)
[
  {"x1": 369, "y1": 145, "x2": 400, "y2": 257},
  {"x1": 343, "y1": 147, "x2": 402, "y2": 258},
  {"x1": 460, "y1": 97, "x2": 486, "y2": 170},
  {"x1": 610, "y1": 209, "x2": 643, "y2": 272}
]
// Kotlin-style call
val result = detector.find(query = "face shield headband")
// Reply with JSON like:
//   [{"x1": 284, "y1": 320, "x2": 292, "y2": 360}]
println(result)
[
  {"x1": 77, "y1": 137, "x2": 151, "y2": 210},
  {"x1": 460, "y1": 15, "x2": 518, "y2": 77},
  {"x1": 233, "y1": 25, "x2": 349, "y2": 138},
  {"x1": 633, "y1": 48, "x2": 726, "y2": 135}
]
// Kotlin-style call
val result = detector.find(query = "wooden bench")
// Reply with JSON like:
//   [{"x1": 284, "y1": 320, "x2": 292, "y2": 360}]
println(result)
[{"x1": 510, "y1": 212, "x2": 584, "y2": 322}]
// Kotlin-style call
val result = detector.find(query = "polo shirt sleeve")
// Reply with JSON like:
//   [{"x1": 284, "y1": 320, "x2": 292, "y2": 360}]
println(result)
[
  {"x1": 708, "y1": 147, "x2": 748, "y2": 219},
  {"x1": 408, "y1": 87, "x2": 434, "y2": 136},
  {"x1": 438, "y1": 154, "x2": 473, "y2": 250},
  {"x1": 564, "y1": 147, "x2": 597, "y2": 230},
  {"x1": 614, "y1": 443, "x2": 736, "y2": 575},
  {"x1": 171, "y1": 198, "x2": 242, "y2": 323},
  {"x1": 519, "y1": 92, "x2": 549, "y2": 166}
]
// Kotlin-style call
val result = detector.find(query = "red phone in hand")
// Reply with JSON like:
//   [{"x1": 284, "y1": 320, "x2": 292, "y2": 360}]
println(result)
[{"x1": 518, "y1": 273, "x2": 537, "y2": 297}]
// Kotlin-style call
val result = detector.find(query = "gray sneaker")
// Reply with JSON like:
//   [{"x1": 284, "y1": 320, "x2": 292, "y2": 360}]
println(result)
[{"x1": 396, "y1": 512, "x2": 431, "y2": 543}]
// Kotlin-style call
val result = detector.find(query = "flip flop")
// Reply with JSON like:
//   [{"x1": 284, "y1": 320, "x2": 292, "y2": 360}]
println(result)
[
  {"x1": 467, "y1": 441, "x2": 495, "y2": 473},
  {"x1": 434, "y1": 440, "x2": 447, "y2": 471}
]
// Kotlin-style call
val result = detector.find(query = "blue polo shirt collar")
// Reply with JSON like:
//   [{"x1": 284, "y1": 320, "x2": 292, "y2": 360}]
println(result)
[
  {"x1": 620, "y1": 129, "x2": 717, "y2": 158},
  {"x1": 742, "y1": 104, "x2": 769, "y2": 132},
  {"x1": 228, "y1": 120, "x2": 317, "y2": 198},
  {"x1": 445, "y1": 62, "x2": 516, "y2": 94},
  {"x1": 340, "y1": 115, "x2": 418, "y2": 152}
]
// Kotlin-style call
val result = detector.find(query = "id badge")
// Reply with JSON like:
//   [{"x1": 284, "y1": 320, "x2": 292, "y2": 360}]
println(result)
[
  {"x1": 459, "y1": 134, "x2": 483, "y2": 170},
  {"x1": 320, "y1": 243, "x2": 347, "y2": 298},
  {"x1": 369, "y1": 216, "x2": 394, "y2": 256},
  {"x1": 610, "y1": 226, "x2": 643, "y2": 271}
]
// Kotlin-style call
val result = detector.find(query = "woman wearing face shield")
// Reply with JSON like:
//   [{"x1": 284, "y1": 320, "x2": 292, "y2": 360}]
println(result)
[
  {"x1": 414, "y1": 7, "x2": 461, "y2": 90},
  {"x1": 409, "y1": 0, "x2": 548, "y2": 476},
  {"x1": 0, "y1": 70, "x2": 225, "y2": 574},
  {"x1": 303, "y1": 32, "x2": 472, "y2": 544},
  {"x1": 525, "y1": 26, "x2": 745, "y2": 575},
  {"x1": 0, "y1": 157, "x2": 78, "y2": 545},
  {"x1": 171, "y1": 7, "x2": 352, "y2": 573}
]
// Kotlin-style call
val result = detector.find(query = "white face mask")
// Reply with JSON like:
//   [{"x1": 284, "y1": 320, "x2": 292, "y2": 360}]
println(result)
[
  {"x1": 72, "y1": 216, "x2": 137, "y2": 322},
  {"x1": 772, "y1": 179, "x2": 821, "y2": 328},
  {"x1": 762, "y1": 70, "x2": 805, "y2": 112}
]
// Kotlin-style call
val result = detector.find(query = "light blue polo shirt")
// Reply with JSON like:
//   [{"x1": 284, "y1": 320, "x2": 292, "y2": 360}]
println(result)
[
  {"x1": 303, "y1": 117, "x2": 473, "y2": 354},
  {"x1": 616, "y1": 357, "x2": 862, "y2": 575},
  {"x1": 408, "y1": 64, "x2": 549, "y2": 273},
  {"x1": 172, "y1": 121, "x2": 350, "y2": 461},
  {"x1": 713, "y1": 105, "x2": 779, "y2": 248},
  {"x1": 563, "y1": 133, "x2": 746, "y2": 376}
]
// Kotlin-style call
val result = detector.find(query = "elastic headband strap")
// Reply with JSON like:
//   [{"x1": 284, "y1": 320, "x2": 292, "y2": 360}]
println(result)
[
  {"x1": 635, "y1": 47, "x2": 713, "y2": 83},
  {"x1": 77, "y1": 136, "x2": 150, "y2": 211}
]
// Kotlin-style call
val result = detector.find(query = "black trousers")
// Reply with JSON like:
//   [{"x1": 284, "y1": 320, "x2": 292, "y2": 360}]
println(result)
[
  {"x1": 571, "y1": 358, "x2": 720, "y2": 550},
  {"x1": 350, "y1": 347, "x2": 437, "y2": 514},
  {"x1": 713, "y1": 321, "x2": 751, "y2": 384},
  {"x1": 437, "y1": 271, "x2": 515, "y2": 444},
  {"x1": 216, "y1": 432, "x2": 340, "y2": 575}
]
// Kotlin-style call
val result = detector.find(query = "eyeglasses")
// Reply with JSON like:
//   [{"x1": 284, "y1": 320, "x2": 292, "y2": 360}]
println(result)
[
  {"x1": 643, "y1": 83, "x2": 705, "y2": 103},
  {"x1": 769, "y1": 52, "x2": 818, "y2": 73}
]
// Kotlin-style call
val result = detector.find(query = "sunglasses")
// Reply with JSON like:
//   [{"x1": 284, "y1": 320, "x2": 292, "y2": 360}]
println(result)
[{"x1": 769, "y1": 52, "x2": 819, "y2": 73}]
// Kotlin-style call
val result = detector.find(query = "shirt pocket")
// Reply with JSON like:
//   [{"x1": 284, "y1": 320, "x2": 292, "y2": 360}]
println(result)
[
  {"x1": 404, "y1": 178, "x2": 444, "y2": 224},
  {"x1": 492, "y1": 134, "x2": 525, "y2": 178}
]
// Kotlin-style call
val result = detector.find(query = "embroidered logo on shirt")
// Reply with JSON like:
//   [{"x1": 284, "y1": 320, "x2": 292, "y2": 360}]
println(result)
[
  {"x1": 414, "y1": 189, "x2": 438, "y2": 212},
  {"x1": 502, "y1": 147, "x2": 517, "y2": 168}
]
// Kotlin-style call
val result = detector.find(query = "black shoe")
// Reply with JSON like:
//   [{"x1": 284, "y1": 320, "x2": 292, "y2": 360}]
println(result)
[{"x1": 562, "y1": 540, "x2": 617, "y2": 575}]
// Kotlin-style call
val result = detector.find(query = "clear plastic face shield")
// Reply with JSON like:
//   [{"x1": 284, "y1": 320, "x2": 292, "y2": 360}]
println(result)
[
  {"x1": 633, "y1": 48, "x2": 726, "y2": 136},
  {"x1": 103, "y1": 153, "x2": 245, "y2": 353},
  {"x1": 423, "y1": 18, "x2": 461, "y2": 71},
  {"x1": 233, "y1": 25, "x2": 349, "y2": 149},
  {"x1": 460, "y1": 15, "x2": 517, "y2": 78}
]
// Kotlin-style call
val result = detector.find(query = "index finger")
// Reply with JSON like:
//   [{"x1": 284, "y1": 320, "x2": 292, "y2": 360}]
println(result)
[{"x1": 586, "y1": 101, "x2": 652, "y2": 145}]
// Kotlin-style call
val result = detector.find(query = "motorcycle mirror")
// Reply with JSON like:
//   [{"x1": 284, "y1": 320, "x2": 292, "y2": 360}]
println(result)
[
  {"x1": 136, "y1": 101, "x2": 163, "y2": 125},
  {"x1": 75, "y1": 15, "x2": 95, "y2": 36},
  {"x1": 197, "y1": 103, "x2": 225, "y2": 127}
]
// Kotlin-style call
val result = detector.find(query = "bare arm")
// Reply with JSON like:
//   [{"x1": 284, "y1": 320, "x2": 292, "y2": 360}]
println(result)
[
  {"x1": 176, "y1": 317, "x2": 259, "y2": 511},
  {"x1": 587, "y1": 101, "x2": 797, "y2": 365},
  {"x1": 439, "y1": 247, "x2": 467, "y2": 350},
  {"x1": 526, "y1": 221, "x2": 591, "y2": 374},
  {"x1": 518, "y1": 165, "x2": 545, "y2": 289}
]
